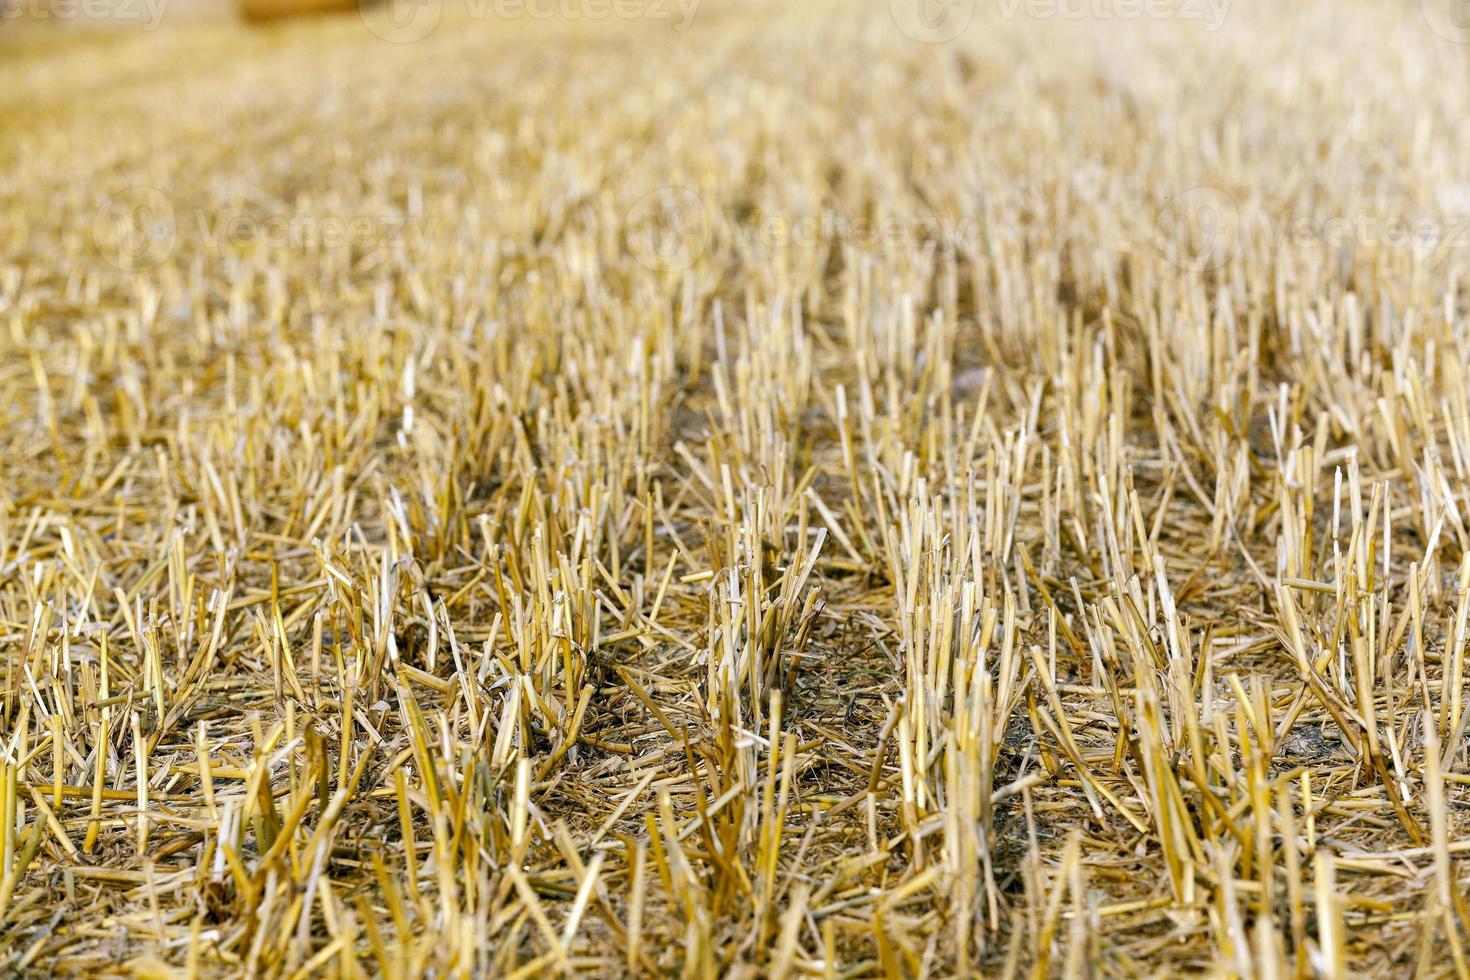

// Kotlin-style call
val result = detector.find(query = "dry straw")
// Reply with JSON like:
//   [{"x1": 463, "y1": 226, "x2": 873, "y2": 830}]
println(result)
[{"x1": 1, "y1": 0, "x2": 1469, "y2": 974}]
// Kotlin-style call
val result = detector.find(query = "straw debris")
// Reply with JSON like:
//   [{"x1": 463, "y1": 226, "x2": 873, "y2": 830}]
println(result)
[{"x1": 2, "y1": 0, "x2": 1469, "y2": 974}]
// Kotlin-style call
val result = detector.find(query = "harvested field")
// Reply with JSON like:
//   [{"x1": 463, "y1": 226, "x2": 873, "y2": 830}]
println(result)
[{"x1": 3, "y1": 0, "x2": 1470, "y2": 974}]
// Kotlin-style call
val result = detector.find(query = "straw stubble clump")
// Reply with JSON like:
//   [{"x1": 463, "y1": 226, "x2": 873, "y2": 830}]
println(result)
[{"x1": 2, "y1": 0, "x2": 1469, "y2": 974}]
